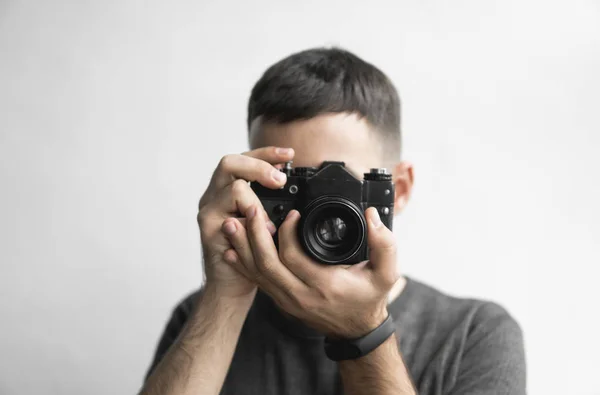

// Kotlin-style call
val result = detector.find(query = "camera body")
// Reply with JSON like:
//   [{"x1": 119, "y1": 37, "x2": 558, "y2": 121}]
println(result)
[{"x1": 250, "y1": 161, "x2": 394, "y2": 265}]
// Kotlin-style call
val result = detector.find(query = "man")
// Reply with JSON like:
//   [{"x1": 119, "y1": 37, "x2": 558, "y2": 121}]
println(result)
[{"x1": 139, "y1": 47, "x2": 526, "y2": 395}]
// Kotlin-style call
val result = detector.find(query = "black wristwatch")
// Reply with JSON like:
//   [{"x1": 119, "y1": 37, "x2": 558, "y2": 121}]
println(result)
[{"x1": 324, "y1": 315, "x2": 396, "y2": 361}]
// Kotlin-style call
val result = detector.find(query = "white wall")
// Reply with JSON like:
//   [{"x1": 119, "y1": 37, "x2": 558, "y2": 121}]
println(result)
[{"x1": 1, "y1": 1, "x2": 599, "y2": 394}]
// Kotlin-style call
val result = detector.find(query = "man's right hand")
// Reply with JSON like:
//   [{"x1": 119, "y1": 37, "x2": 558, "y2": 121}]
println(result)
[
  {"x1": 196, "y1": 146, "x2": 295, "y2": 298},
  {"x1": 142, "y1": 148, "x2": 293, "y2": 395}
]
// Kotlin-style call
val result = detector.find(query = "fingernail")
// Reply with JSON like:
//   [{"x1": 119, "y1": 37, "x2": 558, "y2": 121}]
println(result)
[
  {"x1": 275, "y1": 147, "x2": 292, "y2": 155},
  {"x1": 247, "y1": 206, "x2": 257, "y2": 219},
  {"x1": 223, "y1": 221, "x2": 237, "y2": 235},
  {"x1": 371, "y1": 208, "x2": 382, "y2": 228},
  {"x1": 267, "y1": 221, "x2": 277, "y2": 235},
  {"x1": 272, "y1": 169, "x2": 287, "y2": 183}
]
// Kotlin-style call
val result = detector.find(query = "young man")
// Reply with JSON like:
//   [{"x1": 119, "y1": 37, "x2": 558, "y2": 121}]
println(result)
[{"x1": 140, "y1": 48, "x2": 526, "y2": 395}]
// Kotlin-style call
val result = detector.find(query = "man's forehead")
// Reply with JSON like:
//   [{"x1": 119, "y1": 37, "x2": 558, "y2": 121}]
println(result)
[{"x1": 249, "y1": 113, "x2": 385, "y2": 177}]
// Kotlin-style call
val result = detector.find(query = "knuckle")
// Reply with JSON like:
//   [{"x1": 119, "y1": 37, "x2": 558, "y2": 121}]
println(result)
[
  {"x1": 197, "y1": 208, "x2": 209, "y2": 227},
  {"x1": 301, "y1": 295, "x2": 323, "y2": 313},
  {"x1": 198, "y1": 190, "x2": 214, "y2": 211},
  {"x1": 384, "y1": 277, "x2": 397, "y2": 289},
  {"x1": 279, "y1": 248, "x2": 296, "y2": 264},
  {"x1": 294, "y1": 293, "x2": 314, "y2": 311},
  {"x1": 248, "y1": 160, "x2": 271, "y2": 182},
  {"x1": 261, "y1": 162, "x2": 275, "y2": 178},
  {"x1": 218, "y1": 154, "x2": 236, "y2": 171},
  {"x1": 286, "y1": 289, "x2": 303, "y2": 308},
  {"x1": 382, "y1": 241, "x2": 397, "y2": 254},
  {"x1": 375, "y1": 235, "x2": 397, "y2": 253},
  {"x1": 326, "y1": 279, "x2": 345, "y2": 300},
  {"x1": 380, "y1": 269, "x2": 399, "y2": 288},
  {"x1": 387, "y1": 244, "x2": 398, "y2": 259},
  {"x1": 230, "y1": 178, "x2": 248, "y2": 195}
]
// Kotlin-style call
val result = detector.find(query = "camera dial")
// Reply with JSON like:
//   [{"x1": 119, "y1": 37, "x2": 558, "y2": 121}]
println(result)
[{"x1": 364, "y1": 168, "x2": 392, "y2": 181}]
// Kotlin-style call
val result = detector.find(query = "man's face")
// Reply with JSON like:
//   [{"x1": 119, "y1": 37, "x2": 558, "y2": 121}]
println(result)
[
  {"x1": 250, "y1": 112, "x2": 389, "y2": 179},
  {"x1": 249, "y1": 112, "x2": 413, "y2": 213}
]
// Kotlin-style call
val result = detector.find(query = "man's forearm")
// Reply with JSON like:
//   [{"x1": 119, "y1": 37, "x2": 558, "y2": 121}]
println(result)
[
  {"x1": 338, "y1": 333, "x2": 417, "y2": 395},
  {"x1": 140, "y1": 285, "x2": 255, "y2": 395}
]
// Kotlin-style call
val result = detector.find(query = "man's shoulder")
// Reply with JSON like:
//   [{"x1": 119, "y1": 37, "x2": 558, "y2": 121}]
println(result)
[
  {"x1": 396, "y1": 281, "x2": 526, "y2": 392},
  {"x1": 396, "y1": 276, "x2": 521, "y2": 338}
]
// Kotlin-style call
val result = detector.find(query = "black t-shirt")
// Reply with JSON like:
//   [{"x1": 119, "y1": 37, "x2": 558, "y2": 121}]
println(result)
[{"x1": 145, "y1": 276, "x2": 526, "y2": 394}]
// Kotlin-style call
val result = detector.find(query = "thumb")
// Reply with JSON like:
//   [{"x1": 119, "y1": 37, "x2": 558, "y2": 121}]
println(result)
[{"x1": 365, "y1": 207, "x2": 398, "y2": 287}]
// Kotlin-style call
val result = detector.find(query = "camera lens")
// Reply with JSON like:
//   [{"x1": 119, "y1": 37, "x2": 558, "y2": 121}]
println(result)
[
  {"x1": 315, "y1": 217, "x2": 347, "y2": 247},
  {"x1": 299, "y1": 197, "x2": 366, "y2": 265}
]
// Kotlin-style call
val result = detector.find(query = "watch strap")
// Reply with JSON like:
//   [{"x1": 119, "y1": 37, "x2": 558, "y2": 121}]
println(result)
[{"x1": 324, "y1": 314, "x2": 396, "y2": 361}]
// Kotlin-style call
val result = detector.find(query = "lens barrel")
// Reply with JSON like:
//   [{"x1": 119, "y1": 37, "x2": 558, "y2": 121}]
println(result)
[{"x1": 299, "y1": 196, "x2": 367, "y2": 265}]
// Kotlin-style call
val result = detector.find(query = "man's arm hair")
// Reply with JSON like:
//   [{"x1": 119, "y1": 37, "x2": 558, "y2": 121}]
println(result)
[
  {"x1": 339, "y1": 302, "x2": 526, "y2": 395},
  {"x1": 144, "y1": 292, "x2": 195, "y2": 382},
  {"x1": 338, "y1": 333, "x2": 417, "y2": 395},
  {"x1": 139, "y1": 285, "x2": 255, "y2": 395}
]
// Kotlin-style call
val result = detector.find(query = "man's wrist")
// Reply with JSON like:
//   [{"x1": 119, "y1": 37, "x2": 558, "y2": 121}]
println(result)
[
  {"x1": 328, "y1": 306, "x2": 389, "y2": 340},
  {"x1": 324, "y1": 313, "x2": 396, "y2": 362},
  {"x1": 361, "y1": 306, "x2": 390, "y2": 332},
  {"x1": 196, "y1": 282, "x2": 256, "y2": 316},
  {"x1": 180, "y1": 282, "x2": 255, "y2": 350}
]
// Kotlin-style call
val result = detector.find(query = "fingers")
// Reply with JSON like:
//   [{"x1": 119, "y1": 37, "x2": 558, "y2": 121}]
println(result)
[
  {"x1": 212, "y1": 147, "x2": 294, "y2": 190},
  {"x1": 243, "y1": 146, "x2": 294, "y2": 162},
  {"x1": 277, "y1": 210, "x2": 324, "y2": 287},
  {"x1": 215, "y1": 178, "x2": 264, "y2": 215},
  {"x1": 222, "y1": 249, "x2": 255, "y2": 280},
  {"x1": 244, "y1": 206, "x2": 307, "y2": 294},
  {"x1": 364, "y1": 207, "x2": 398, "y2": 287},
  {"x1": 221, "y1": 218, "x2": 256, "y2": 270},
  {"x1": 198, "y1": 146, "x2": 292, "y2": 231},
  {"x1": 228, "y1": 217, "x2": 275, "y2": 235},
  {"x1": 207, "y1": 179, "x2": 274, "y2": 234}
]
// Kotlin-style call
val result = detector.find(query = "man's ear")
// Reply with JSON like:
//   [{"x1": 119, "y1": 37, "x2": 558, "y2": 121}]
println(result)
[{"x1": 392, "y1": 161, "x2": 414, "y2": 214}]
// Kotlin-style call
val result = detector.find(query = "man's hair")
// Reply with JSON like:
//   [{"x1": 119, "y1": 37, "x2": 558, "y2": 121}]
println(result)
[{"x1": 247, "y1": 47, "x2": 402, "y2": 158}]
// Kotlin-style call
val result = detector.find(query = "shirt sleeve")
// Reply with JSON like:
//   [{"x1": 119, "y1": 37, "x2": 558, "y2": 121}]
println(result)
[
  {"x1": 448, "y1": 302, "x2": 527, "y2": 395},
  {"x1": 143, "y1": 290, "x2": 201, "y2": 382}
]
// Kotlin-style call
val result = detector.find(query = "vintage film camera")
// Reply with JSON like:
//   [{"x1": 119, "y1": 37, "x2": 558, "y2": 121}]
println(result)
[{"x1": 250, "y1": 161, "x2": 394, "y2": 265}]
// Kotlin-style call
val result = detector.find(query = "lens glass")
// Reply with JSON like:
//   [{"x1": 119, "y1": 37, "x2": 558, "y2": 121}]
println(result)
[
  {"x1": 315, "y1": 217, "x2": 347, "y2": 247},
  {"x1": 300, "y1": 197, "x2": 366, "y2": 264}
]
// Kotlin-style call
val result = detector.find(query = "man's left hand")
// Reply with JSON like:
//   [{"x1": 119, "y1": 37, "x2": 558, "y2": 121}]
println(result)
[{"x1": 220, "y1": 205, "x2": 400, "y2": 339}]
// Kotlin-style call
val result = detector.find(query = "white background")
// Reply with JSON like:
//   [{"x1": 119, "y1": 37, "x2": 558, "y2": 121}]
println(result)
[{"x1": 1, "y1": 1, "x2": 599, "y2": 394}]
